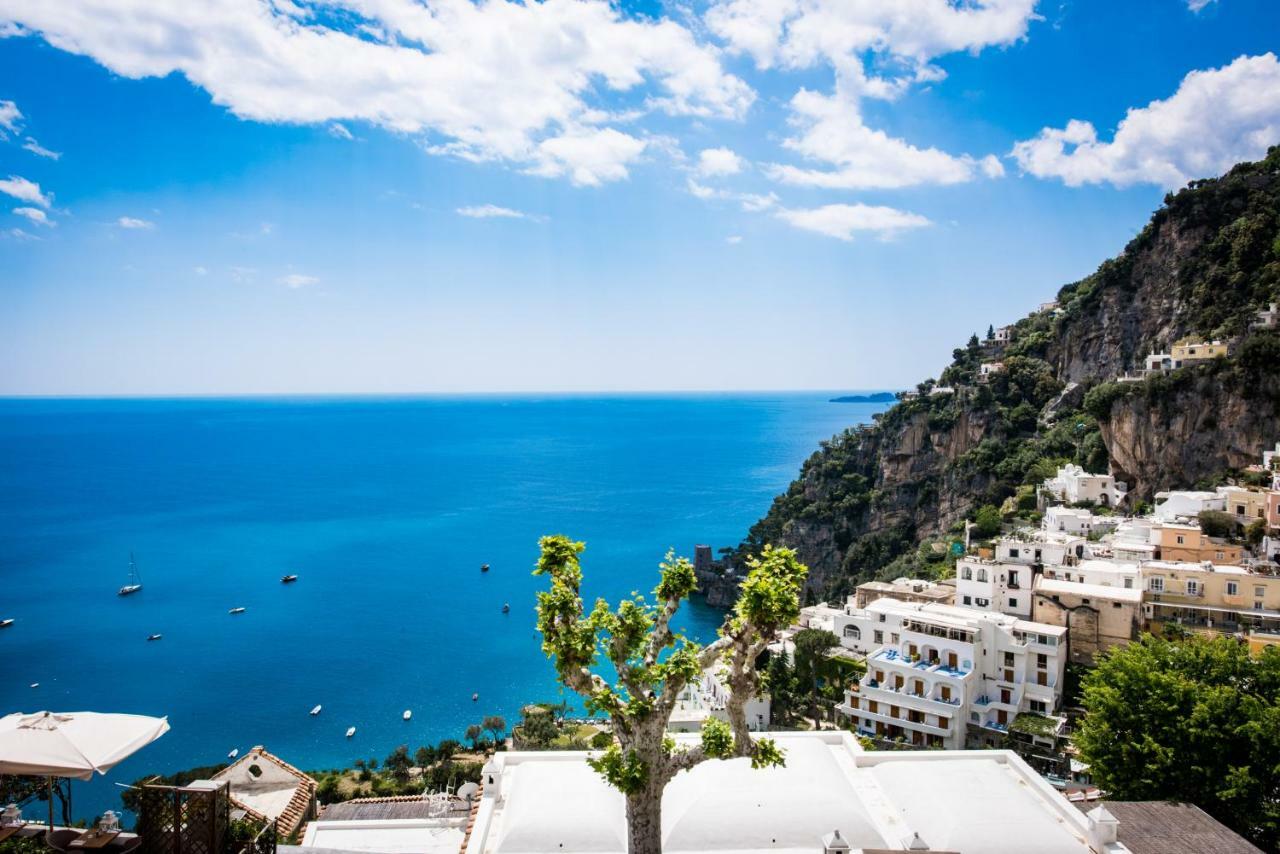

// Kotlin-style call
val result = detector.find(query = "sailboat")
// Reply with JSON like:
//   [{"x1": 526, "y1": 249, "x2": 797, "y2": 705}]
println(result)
[{"x1": 118, "y1": 553, "x2": 143, "y2": 596}]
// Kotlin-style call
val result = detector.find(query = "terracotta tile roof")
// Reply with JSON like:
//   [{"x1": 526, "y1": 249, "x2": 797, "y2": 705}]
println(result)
[
  {"x1": 212, "y1": 746, "x2": 318, "y2": 840},
  {"x1": 458, "y1": 783, "x2": 483, "y2": 854}
]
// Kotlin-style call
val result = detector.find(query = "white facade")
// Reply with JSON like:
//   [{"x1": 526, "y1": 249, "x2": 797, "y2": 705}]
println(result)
[
  {"x1": 668, "y1": 668, "x2": 771, "y2": 733},
  {"x1": 1042, "y1": 505, "x2": 1117, "y2": 537},
  {"x1": 993, "y1": 325, "x2": 1014, "y2": 343},
  {"x1": 1040, "y1": 558, "x2": 1138, "y2": 590},
  {"x1": 835, "y1": 598, "x2": 1065, "y2": 750},
  {"x1": 955, "y1": 558, "x2": 1032, "y2": 616},
  {"x1": 1153, "y1": 490, "x2": 1225, "y2": 521},
  {"x1": 995, "y1": 530, "x2": 1089, "y2": 568},
  {"x1": 465, "y1": 732, "x2": 1131, "y2": 854},
  {"x1": 1041, "y1": 464, "x2": 1127, "y2": 508},
  {"x1": 979, "y1": 361, "x2": 1005, "y2": 380}
]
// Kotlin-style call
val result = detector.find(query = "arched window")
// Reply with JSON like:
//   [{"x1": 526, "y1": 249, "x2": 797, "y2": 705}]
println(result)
[
  {"x1": 843, "y1": 625, "x2": 860, "y2": 640},
  {"x1": 977, "y1": 568, "x2": 988, "y2": 583},
  {"x1": 962, "y1": 567, "x2": 972, "y2": 580}
]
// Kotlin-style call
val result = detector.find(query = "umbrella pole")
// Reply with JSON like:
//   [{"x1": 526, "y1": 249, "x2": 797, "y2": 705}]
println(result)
[{"x1": 47, "y1": 776, "x2": 54, "y2": 842}]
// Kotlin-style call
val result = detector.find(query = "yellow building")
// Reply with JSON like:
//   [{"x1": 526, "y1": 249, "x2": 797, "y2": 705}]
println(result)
[
  {"x1": 1170, "y1": 339, "x2": 1227, "y2": 364},
  {"x1": 1155, "y1": 523, "x2": 1242, "y2": 564},
  {"x1": 1142, "y1": 561, "x2": 1280, "y2": 639},
  {"x1": 1218, "y1": 485, "x2": 1270, "y2": 525}
]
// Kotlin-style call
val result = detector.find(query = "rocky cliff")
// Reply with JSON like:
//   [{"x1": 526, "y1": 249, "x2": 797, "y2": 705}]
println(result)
[{"x1": 703, "y1": 148, "x2": 1280, "y2": 606}]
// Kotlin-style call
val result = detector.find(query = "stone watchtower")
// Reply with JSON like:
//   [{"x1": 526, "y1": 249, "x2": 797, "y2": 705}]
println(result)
[{"x1": 693, "y1": 544, "x2": 714, "y2": 575}]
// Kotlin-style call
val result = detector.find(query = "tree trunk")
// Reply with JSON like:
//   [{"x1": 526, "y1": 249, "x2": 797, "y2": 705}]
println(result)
[{"x1": 625, "y1": 789, "x2": 662, "y2": 854}]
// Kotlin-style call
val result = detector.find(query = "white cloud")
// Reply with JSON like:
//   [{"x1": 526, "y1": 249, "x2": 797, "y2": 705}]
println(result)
[
  {"x1": 726, "y1": 234, "x2": 742, "y2": 244},
  {"x1": 686, "y1": 179, "x2": 778, "y2": 212},
  {"x1": 1012, "y1": 53, "x2": 1280, "y2": 189},
  {"x1": 0, "y1": 175, "x2": 51, "y2": 207},
  {"x1": 328, "y1": 122, "x2": 354, "y2": 140},
  {"x1": 696, "y1": 146, "x2": 744, "y2": 177},
  {"x1": 194, "y1": 266, "x2": 209, "y2": 275},
  {"x1": 116, "y1": 216, "x2": 154, "y2": 229},
  {"x1": 775, "y1": 203, "x2": 931, "y2": 241},
  {"x1": 0, "y1": 99, "x2": 20, "y2": 137},
  {"x1": 1, "y1": 0, "x2": 752, "y2": 186},
  {"x1": 3, "y1": 227, "x2": 38, "y2": 241},
  {"x1": 706, "y1": 0, "x2": 1033, "y2": 190},
  {"x1": 229, "y1": 266, "x2": 257, "y2": 282},
  {"x1": 12, "y1": 206, "x2": 53, "y2": 226},
  {"x1": 456, "y1": 204, "x2": 532, "y2": 219},
  {"x1": 1187, "y1": 0, "x2": 1215, "y2": 12},
  {"x1": 527, "y1": 126, "x2": 647, "y2": 186},
  {"x1": 21, "y1": 138, "x2": 60, "y2": 159},
  {"x1": 279, "y1": 273, "x2": 319, "y2": 288}
]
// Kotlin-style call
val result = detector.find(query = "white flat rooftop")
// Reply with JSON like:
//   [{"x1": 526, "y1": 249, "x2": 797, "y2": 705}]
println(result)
[
  {"x1": 302, "y1": 819, "x2": 466, "y2": 854},
  {"x1": 465, "y1": 732, "x2": 1123, "y2": 854},
  {"x1": 1036, "y1": 577, "x2": 1143, "y2": 602}
]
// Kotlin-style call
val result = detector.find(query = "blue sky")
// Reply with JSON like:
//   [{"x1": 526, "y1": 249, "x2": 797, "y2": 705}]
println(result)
[{"x1": 1, "y1": 0, "x2": 1277, "y2": 395}]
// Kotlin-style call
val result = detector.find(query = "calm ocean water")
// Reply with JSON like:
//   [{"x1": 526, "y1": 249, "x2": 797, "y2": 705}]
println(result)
[{"x1": 0, "y1": 394, "x2": 888, "y2": 820}]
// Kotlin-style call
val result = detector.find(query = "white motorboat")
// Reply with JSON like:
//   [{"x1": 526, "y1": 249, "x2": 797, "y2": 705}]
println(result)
[
  {"x1": 0, "y1": 619, "x2": 14, "y2": 628},
  {"x1": 403, "y1": 710, "x2": 412, "y2": 721},
  {"x1": 346, "y1": 727, "x2": 356, "y2": 738},
  {"x1": 228, "y1": 749, "x2": 238, "y2": 760},
  {"x1": 147, "y1": 634, "x2": 162, "y2": 641},
  {"x1": 229, "y1": 607, "x2": 246, "y2": 615},
  {"x1": 310, "y1": 705, "x2": 322, "y2": 716}
]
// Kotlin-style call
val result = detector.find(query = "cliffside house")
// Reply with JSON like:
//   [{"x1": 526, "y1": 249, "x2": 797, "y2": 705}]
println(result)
[
  {"x1": 956, "y1": 558, "x2": 1033, "y2": 618},
  {"x1": 834, "y1": 598, "x2": 1065, "y2": 749},
  {"x1": 668, "y1": 667, "x2": 771, "y2": 734},
  {"x1": 1252, "y1": 301, "x2": 1278, "y2": 330},
  {"x1": 993, "y1": 325, "x2": 1014, "y2": 344},
  {"x1": 854, "y1": 577, "x2": 955, "y2": 609},
  {"x1": 1217, "y1": 485, "x2": 1271, "y2": 525},
  {"x1": 211, "y1": 746, "x2": 318, "y2": 839},
  {"x1": 1043, "y1": 505, "x2": 1118, "y2": 537},
  {"x1": 1032, "y1": 577, "x2": 1142, "y2": 665},
  {"x1": 1170, "y1": 338, "x2": 1228, "y2": 365},
  {"x1": 1041, "y1": 464, "x2": 1128, "y2": 509},
  {"x1": 1154, "y1": 522, "x2": 1242, "y2": 564},
  {"x1": 1153, "y1": 489, "x2": 1225, "y2": 522},
  {"x1": 464, "y1": 731, "x2": 1136, "y2": 854},
  {"x1": 978, "y1": 361, "x2": 1005, "y2": 381},
  {"x1": 1141, "y1": 560, "x2": 1280, "y2": 643}
]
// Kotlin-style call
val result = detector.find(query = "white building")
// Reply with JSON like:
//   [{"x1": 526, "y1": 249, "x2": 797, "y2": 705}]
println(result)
[
  {"x1": 834, "y1": 598, "x2": 1066, "y2": 749},
  {"x1": 1043, "y1": 505, "x2": 1117, "y2": 537},
  {"x1": 956, "y1": 558, "x2": 1033, "y2": 616},
  {"x1": 996, "y1": 530, "x2": 1089, "y2": 568},
  {"x1": 1041, "y1": 558, "x2": 1138, "y2": 590},
  {"x1": 464, "y1": 731, "x2": 1130, "y2": 854},
  {"x1": 1041, "y1": 464, "x2": 1128, "y2": 508},
  {"x1": 668, "y1": 668, "x2": 771, "y2": 734},
  {"x1": 993, "y1": 325, "x2": 1014, "y2": 343},
  {"x1": 1153, "y1": 490, "x2": 1225, "y2": 522},
  {"x1": 979, "y1": 361, "x2": 1006, "y2": 380}
]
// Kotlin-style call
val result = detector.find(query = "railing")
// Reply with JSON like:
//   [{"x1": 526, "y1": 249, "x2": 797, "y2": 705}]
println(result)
[{"x1": 244, "y1": 821, "x2": 277, "y2": 854}]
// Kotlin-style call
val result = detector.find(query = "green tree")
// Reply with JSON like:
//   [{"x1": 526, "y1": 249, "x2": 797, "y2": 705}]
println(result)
[
  {"x1": 436, "y1": 740, "x2": 460, "y2": 765},
  {"x1": 1198, "y1": 510, "x2": 1236, "y2": 539},
  {"x1": 792, "y1": 628, "x2": 839, "y2": 723},
  {"x1": 985, "y1": 324, "x2": 994, "y2": 341},
  {"x1": 971, "y1": 504, "x2": 1003, "y2": 538},
  {"x1": 764, "y1": 653, "x2": 799, "y2": 726},
  {"x1": 414, "y1": 746, "x2": 433, "y2": 769},
  {"x1": 316, "y1": 775, "x2": 342, "y2": 804},
  {"x1": 1074, "y1": 634, "x2": 1280, "y2": 849},
  {"x1": 464, "y1": 724, "x2": 483, "y2": 751},
  {"x1": 1246, "y1": 519, "x2": 1266, "y2": 547},
  {"x1": 482, "y1": 715, "x2": 507, "y2": 748},
  {"x1": 384, "y1": 745, "x2": 412, "y2": 783},
  {"x1": 518, "y1": 706, "x2": 559, "y2": 748},
  {"x1": 534, "y1": 536, "x2": 806, "y2": 854}
]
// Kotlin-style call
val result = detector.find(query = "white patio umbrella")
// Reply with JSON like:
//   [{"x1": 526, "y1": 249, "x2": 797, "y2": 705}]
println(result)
[{"x1": 0, "y1": 711, "x2": 170, "y2": 836}]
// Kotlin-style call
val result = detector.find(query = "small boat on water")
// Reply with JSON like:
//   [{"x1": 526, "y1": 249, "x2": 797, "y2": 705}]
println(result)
[
  {"x1": 281, "y1": 574, "x2": 298, "y2": 584},
  {"x1": 228, "y1": 749, "x2": 238, "y2": 760},
  {"x1": 228, "y1": 607, "x2": 246, "y2": 615},
  {"x1": 501, "y1": 603, "x2": 510, "y2": 614},
  {"x1": 480, "y1": 563, "x2": 490, "y2": 573},
  {"x1": 118, "y1": 553, "x2": 143, "y2": 596},
  {"x1": 147, "y1": 634, "x2": 162, "y2": 641},
  {"x1": 310, "y1": 705, "x2": 323, "y2": 716},
  {"x1": 403, "y1": 710, "x2": 412, "y2": 721},
  {"x1": 471, "y1": 693, "x2": 479, "y2": 702},
  {"x1": 30, "y1": 683, "x2": 38, "y2": 689},
  {"x1": 0, "y1": 619, "x2": 14, "y2": 628},
  {"x1": 345, "y1": 727, "x2": 356, "y2": 738}
]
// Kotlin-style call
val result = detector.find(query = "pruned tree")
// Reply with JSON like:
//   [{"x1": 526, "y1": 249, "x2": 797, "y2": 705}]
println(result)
[
  {"x1": 534, "y1": 535, "x2": 807, "y2": 854},
  {"x1": 482, "y1": 715, "x2": 507, "y2": 747},
  {"x1": 465, "y1": 724, "x2": 483, "y2": 751}
]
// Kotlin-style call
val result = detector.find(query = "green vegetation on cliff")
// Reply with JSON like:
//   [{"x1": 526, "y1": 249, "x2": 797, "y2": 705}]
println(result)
[{"x1": 726, "y1": 147, "x2": 1280, "y2": 602}]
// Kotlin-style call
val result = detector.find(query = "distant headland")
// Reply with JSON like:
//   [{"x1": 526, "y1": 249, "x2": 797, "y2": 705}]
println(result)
[{"x1": 829, "y1": 392, "x2": 897, "y2": 403}]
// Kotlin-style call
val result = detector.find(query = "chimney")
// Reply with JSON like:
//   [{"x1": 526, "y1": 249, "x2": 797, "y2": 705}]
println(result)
[
  {"x1": 481, "y1": 757, "x2": 501, "y2": 799},
  {"x1": 1086, "y1": 804, "x2": 1119, "y2": 846},
  {"x1": 903, "y1": 832, "x2": 931, "y2": 850},
  {"x1": 821, "y1": 829, "x2": 849, "y2": 854}
]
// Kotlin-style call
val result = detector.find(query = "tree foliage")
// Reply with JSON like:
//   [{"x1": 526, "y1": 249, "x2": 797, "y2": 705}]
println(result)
[
  {"x1": 1075, "y1": 634, "x2": 1280, "y2": 849},
  {"x1": 534, "y1": 536, "x2": 807, "y2": 854}
]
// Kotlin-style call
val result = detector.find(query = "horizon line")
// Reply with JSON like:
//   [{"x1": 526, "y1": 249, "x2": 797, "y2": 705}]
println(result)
[{"x1": 0, "y1": 388, "x2": 906, "y2": 401}]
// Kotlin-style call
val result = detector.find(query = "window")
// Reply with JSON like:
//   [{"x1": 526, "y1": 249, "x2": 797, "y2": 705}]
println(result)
[
  {"x1": 1176, "y1": 535, "x2": 1185, "y2": 544},
  {"x1": 1003, "y1": 652, "x2": 1014, "y2": 667},
  {"x1": 1186, "y1": 580, "x2": 1199, "y2": 595},
  {"x1": 976, "y1": 598, "x2": 989, "y2": 607},
  {"x1": 977, "y1": 568, "x2": 988, "y2": 582},
  {"x1": 1149, "y1": 577, "x2": 1165, "y2": 592},
  {"x1": 891, "y1": 633, "x2": 899, "y2": 644},
  {"x1": 1008, "y1": 548, "x2": 1019, "y2": 558},
  {"x1": 1113, "y1": 602, "x2": 1122, "y2": 609},
  {"x1": 1227, "y1": 581, "x2": 1238, "y2": 595},
  {"x1": 1029, "y1": 700, "x2": 1046, "y2": 713},
  {"x1": 878, "y1": 613, "x2": 886, "y2": 622},
  {"x1": 1037, "y1": 653, "x2": 1047, "y2": 668},
  {"x1": 1034, "y1": 549, "x2": 1042, "y2": 561},
  {"x1": 844, "y1": 625, "x2": 860, "y2": 639},
  {"x1": 1082, "y1": 598, "x2": 1091, "y2": 605},
  {"x1": 1124, "y1": 577, "x2": 1133, "y2": 589},
  {"x1": 1008, "y1": 597, "x2": 1018, "y2": 609},
  {"x1": 1256, "y1": 586, "x2": 1266, "y2": 597},
  {"x1": 962, "y1": 566, "x2": 973, "y2": 580},
  {"x1": 962, "y1": 595, "x2": 972, "y2": 605},
  {"x1": 1257, "y1": 601, "x2": 1265, "y2": 610},
  {"x1": 873, "y1": 630, "x2": 883, "y2": 644},
  {"x1": 1009, "y1": 570, "x2": 1019, "y2": 587}
]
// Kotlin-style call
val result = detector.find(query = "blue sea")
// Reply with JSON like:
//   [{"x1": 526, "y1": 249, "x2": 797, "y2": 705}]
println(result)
[{"x1": 0, "y1": 394, "x2": 889, "y2": 820}]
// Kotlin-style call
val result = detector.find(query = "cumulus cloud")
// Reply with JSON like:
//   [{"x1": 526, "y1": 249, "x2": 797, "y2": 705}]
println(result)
[
  {"x1": 279, "y1": 273, "x2": 319, "y2": 288},
  {"x1": 12, "y1": 206, "x2": 53, "y2": 226},
  {"x1": 696, "y1": 146, "x2": 745, "y2": 177},
  {"x1": 1187, "y1": 0, "x2": 1215, "y2": 11},
  {"x1": 726, "y1": 234, "x2": 742, "y2": 244},
  {"x1": 116, "y1": 216, "x2": 154, "y2": 229},
  {"x1": 456, "y1": 204, "x2": 532, "y2": 219},
  {"x1": 687, "y1": 179, "x2": 778, "y2": 212},
  {"x1": 21, "y1": 138, "x2": 60, "y2": 159},
  {"x1": 775, "y1": 203, "x2": 931, "y2": 241},
  {"x1": 0, "y1": 175, "x2": 51, "y2": 207},
  {"x1": 1, "y1": 0, "x2": 752, "y2": 186},
  {"x1": 705, "y1": 0, "x2": 1032, "y2": 190},
  {"x1": 0, "y1": 99, "x2": 20, "y2": 137},
  {"x1": 328, "y1": 122, "x2": 354, "y2": 140},
  {"x1": 1012, "y1": 53, "x2": 1280, "y2": 189}
]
